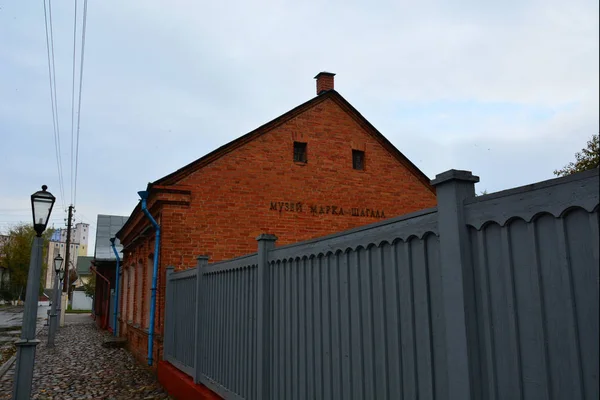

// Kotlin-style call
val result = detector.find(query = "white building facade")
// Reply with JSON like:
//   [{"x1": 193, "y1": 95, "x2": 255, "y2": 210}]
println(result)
[{"x1": 44, "y1": 223, "x2": 90, "y2": 289}]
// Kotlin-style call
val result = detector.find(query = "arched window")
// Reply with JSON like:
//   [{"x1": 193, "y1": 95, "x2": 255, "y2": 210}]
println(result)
[{"x1": 144, "y1": 253, "x2": 154, "y2": 328}]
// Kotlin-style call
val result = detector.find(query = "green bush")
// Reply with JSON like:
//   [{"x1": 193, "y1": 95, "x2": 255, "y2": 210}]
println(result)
[{"x1": 0, "y1": 289, "x2": 15, "y2": 302}]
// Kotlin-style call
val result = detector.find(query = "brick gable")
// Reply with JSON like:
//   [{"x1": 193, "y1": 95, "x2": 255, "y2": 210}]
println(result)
[
  {"x1": 116, "y1": 85, "x2": 436, "y2": 366},
  {"x1": 167, "y1": 95, "x2": 436, "y2": 263}
]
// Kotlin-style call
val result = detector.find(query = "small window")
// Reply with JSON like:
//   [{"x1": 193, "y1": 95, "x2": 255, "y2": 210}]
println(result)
[
  {"x1": 293, "y1": 142, "x2": 307, "y2": 163},
  {"x1": 352, "y1": 150, "x2": 365, "y2": 170}
]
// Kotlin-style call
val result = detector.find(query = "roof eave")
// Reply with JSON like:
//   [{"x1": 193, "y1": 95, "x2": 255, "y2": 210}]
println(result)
[
  {"x1": 152, "y1": 92, "x2": 333, "y2": 187},
  {"x1": 117, "y1": 89, "x2": 434, "y2": 237}
]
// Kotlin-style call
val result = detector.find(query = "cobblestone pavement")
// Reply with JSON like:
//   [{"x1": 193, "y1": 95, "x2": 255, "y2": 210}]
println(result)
[{"x1": 0, "y1": 314, "x2": 171, "y2": 400}]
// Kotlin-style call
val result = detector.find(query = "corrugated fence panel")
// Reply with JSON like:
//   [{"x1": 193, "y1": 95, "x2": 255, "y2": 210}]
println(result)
[
  {"x1": 197, "y1": 263, "x2": 258, "y2": 400},
  {"x1": 165, "y1": 272, "x2": 197, "y2": 377},
  {"x1": 467, "y1": 173, "x2": 599, "y2": 400},
  {"x1": 162, "y1": 169, "x2": 597, "y2": 400},
  {"x1": 268, "y1": 233, "x2": 443, "y2": 400}
]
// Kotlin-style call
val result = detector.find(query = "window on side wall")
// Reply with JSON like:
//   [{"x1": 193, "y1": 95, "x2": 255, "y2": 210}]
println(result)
[
  {"x1": 352, "y1": 149, "x2": 365, "y2": 170},
  {"x1": 121, "y1": 269, "x2": 128, "y2": 323},
  {"x1": 136, "y1": 262, "x2": 143, "y2": 326},
  {"x1": 293, "y1": 141, "x2": 307, "y2": 163},
  {"x1": 128, "y1": 267, "x2": 134, "y2": 323},
  {"x1": 144, "y1": 255, "x2": 153, "y2": 329}
]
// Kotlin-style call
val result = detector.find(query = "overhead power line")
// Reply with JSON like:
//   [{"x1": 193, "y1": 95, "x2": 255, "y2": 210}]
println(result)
[
  {"x1": 41, "y1": 0, "x2": 90, "y2": 210},
  {"x1": 70, "y1": 0, "x2": 77, "y2": 207},
  {"x1": 48, "y1": 0, "x2": 65, "y2": 209},
  {"x1": 42, "y1": 0, "x2": 66, "y2": 211},
  {"x1": 73, "y1": 0, "x2": 89, "y2": 207}
]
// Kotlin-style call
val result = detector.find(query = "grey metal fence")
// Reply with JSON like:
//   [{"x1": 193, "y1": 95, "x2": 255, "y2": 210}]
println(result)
[
  {"x1": 265, "y1": 210, "x2": 443, "y2": 400},
  {"x1": 462, "y1": 170, "x2": 599, "y2": 400},
  {"x1": 164, "y1": 267, "x2": 197, "y2": 376},
  {"x1": 196, "y1": 254, "x2": 259, "y2": 398},
  {"x1": 163, "y1": 168, "x2": 599, "y2": 400}
]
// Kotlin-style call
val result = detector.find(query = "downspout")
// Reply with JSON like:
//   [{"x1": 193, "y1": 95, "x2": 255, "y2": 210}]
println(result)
[
  {"x1": 138, "y1": 190, "x2": 160, "y2": 366},
  {"x1": 110, "y1": 237, "x2": 120, "y2": 337}
]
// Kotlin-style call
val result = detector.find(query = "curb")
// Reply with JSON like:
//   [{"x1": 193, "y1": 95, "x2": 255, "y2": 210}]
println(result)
[
  {"x1": 0, "y1": 324, "x2": 47, "y2": 379},
  {"x1": 0, "y1": 355, "x2": 16, "y2": 378}
]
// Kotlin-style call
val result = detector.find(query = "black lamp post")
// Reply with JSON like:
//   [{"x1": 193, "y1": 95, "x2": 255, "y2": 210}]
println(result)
[
  {"x1": 31, "y1": 185, "x2": 55, "y2": 236},
  {"x1": 55, "y1": 255, "x2": 64, "y2": 276},
  {"x1": 55, "y1": 264, "x2": 65, "y2": 332},
  {"x1": 13, "y1": 185, "x2": 55, "y2": 400},
  {"x1": 47, "y1": 254, "x2": 64, "y2": 347}
]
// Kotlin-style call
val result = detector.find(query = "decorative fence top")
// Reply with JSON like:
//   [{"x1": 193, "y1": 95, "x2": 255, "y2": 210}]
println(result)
[
  {"x1": 203, "y1": 253, "x2": 258, "y2": 274},
  {"x1": 269, "y1": 207, "x2": 439, "y2": 262},
  {"x1": 465, "y1": 168, "x2": 598, "y2": 229},
  {"x1": 163, "y1": 168, "x2": 599, "y2": 400}
]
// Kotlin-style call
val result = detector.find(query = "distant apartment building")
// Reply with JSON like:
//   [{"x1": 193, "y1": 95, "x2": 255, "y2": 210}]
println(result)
[{"x1": 44, "y1": 223, "x2": 90, "y2": 289}]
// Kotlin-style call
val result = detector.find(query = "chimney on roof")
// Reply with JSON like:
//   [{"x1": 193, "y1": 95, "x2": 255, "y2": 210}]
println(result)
[{"x1": 314, "y1": 72, "x2": 335, "y2": 95}]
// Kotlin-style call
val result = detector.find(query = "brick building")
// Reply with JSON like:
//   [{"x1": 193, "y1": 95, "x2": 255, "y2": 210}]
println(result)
[
  {"x1": 116, "y1": 72, "x2": 437, "y2": 365},
  {"x1": 92, "y1": 214, "x2": 128, "y2": 330}
]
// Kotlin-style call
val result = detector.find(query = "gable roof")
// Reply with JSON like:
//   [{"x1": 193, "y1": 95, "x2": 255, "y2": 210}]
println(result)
[
  {"x1": 152, "y1": 90, "x2": 434, "y2": 191},
  {"x1": 117, "y1": 90, "x2": 434, "y2": 239},
  {"x1": 95, "y1": 214, "x2": 128, "y2": 261},
  {"x1": 76, "y1": 256, "x2": 94, "y2": 276}
]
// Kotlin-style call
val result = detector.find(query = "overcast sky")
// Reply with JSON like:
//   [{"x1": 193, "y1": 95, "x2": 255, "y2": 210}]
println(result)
[{"x1": 1, "y1": 0, "x2": 598, "y2": 255}]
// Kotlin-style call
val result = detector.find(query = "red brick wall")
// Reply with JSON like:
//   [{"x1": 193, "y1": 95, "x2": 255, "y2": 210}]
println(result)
[
  {"x1": 119, "y1": 96, "x2": 436, "y2": 366},
  {"x1": 168, "y1": 97, "x2": 435, "y2": 263}
]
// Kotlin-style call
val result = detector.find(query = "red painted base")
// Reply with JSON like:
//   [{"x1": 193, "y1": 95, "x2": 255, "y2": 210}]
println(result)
[{"x1": 157, "y1": 361, "x2": 222, "y2": 400}]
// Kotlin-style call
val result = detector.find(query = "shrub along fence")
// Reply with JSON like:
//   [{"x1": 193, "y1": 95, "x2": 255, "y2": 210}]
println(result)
[{"x1": 163, "y1": 168, "x2": 599, "y2": 400}]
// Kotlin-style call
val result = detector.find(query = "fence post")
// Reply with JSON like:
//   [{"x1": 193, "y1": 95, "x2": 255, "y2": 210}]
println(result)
[
  {"x1": 431, "y1": 169, "x2": 479, "y2": 400},
  {"x1": 194, "y1": 256, "x2": 209, "y2": 384},
  {"x1": 163, "y1": 266, "x2": 174, "y2": 361},
  {"x1": 256, "y1": 234, "x2": 277, "y2": 400}
]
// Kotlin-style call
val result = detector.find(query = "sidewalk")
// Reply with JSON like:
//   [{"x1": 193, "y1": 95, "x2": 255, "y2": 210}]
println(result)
[{"x1": 0, "y1": 314, "x2": 171, "y2": 399}]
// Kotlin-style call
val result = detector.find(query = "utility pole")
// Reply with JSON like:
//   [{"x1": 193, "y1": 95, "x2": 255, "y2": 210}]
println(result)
[
  {"x1": 62, "y1": 205, "x2": 74, "y2": 293},
  {"x1": 59, "y1": 205, "x2": 74, "y2": 327}
]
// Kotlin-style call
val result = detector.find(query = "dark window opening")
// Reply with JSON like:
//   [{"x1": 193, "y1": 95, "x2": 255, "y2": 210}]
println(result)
[
  {"x1": 352, "y1": 150, "x2": 365, "y2": 170},
  {"x1": 294, "y1": 142, "x2": 307, "y2": 163}
]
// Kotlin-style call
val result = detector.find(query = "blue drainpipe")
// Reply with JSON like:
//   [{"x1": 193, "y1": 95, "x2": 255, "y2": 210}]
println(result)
[
  {"x1": 109, "y1": 237, "x2": 120, "y2": 337},
  {"x1": 138, "y1": 190, "x2": 160, "y2": 366}
]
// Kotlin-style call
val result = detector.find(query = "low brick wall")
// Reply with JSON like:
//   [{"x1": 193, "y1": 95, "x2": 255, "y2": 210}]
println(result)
[{"x1": 157, "y1": 361, "x2": 221, "y2": 400}]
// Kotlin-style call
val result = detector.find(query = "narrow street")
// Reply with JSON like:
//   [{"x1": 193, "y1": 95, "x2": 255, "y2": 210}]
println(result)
[{"x1": 0, "y1": 314, "x2": 171, "y2": 399}]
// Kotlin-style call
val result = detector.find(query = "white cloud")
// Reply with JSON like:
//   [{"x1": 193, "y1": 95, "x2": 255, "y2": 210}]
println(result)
[{"x1": 0, "y1": 0, "x2": 597, "y2": 243}]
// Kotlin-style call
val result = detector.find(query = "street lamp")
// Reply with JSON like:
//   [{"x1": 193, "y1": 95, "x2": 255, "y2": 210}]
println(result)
[
  {"x1": 31, "y1": 185, "x2": 55, "y2": 237},
  {"x1": 54, "y1": 264, "x2": 65, "y2": 334},
  {"x1": 13, "y1": 186, "x2": 55, "y2": 400},
  {"x1": 47, "y1": 254, "x2": 64, "y2": 347},
  {"x1": 55, "y1": 255, "x2": 63, "y2": 275}
]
